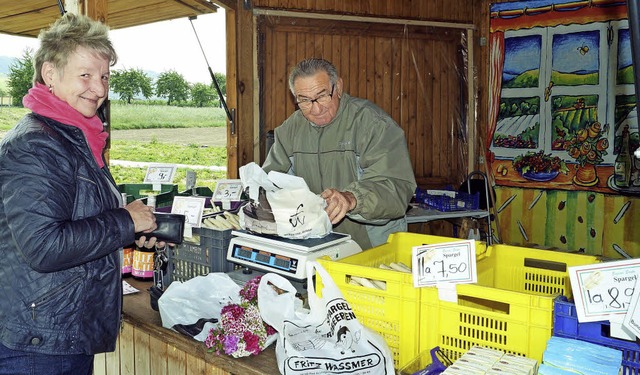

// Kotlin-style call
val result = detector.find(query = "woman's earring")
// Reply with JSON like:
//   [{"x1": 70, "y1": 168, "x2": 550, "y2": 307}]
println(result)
[{"x1": 48, "y1": 84, "x2": 53, "y2": 93}]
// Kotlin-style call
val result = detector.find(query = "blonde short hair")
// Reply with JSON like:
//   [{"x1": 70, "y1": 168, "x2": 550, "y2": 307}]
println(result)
[{"x1": 33, "y1": 13, "x2": 117, "y2": 85}]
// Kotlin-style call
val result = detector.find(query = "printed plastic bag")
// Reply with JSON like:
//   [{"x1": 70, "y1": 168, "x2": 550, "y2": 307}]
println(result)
[
  {"x1": 239, "y1": 162, "x2": 331, "y2": 239},
  {"x1": 258, "y1": 261, "x2": 395, "y2": 375},
  {"x1": 266, "y1": 186, "x2": 331, "y2": 239},
  {"x1": 158, "y1": 273, "x2": 241, "y2": 341}
]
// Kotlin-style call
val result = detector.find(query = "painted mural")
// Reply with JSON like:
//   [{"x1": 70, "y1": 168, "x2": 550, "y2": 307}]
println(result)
[{"x1": 488, "y1": 0, "x2": 639, "y2": 258}]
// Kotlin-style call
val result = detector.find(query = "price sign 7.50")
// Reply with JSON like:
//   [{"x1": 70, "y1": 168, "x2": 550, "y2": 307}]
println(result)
[{"x1": 412, "y1": 239, "x2": 477, "y2": 287}]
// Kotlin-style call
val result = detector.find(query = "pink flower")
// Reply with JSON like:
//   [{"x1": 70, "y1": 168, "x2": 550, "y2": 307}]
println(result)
[
  {"x1": 243, "y1": 331, "x2": 262, "y2": 354},
  {"x1": 265, "y1": 323, "x2": 277, "y2": 336},
  {"x1": 204, "y1": 275, "x2": 275, "y2": 358},
  {"x1": 239, "y1": 275, "x2": 262, "y2": 303}
]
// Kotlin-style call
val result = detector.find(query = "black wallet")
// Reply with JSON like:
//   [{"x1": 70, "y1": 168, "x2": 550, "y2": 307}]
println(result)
[{"x1": 135, "y1": 213, "x2": 186, "y2": 244}]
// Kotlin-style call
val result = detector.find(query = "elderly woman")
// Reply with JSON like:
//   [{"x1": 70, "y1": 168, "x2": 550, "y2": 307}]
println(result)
[{"x1": 0, "y1": 13, "x2": 160, "y2": 374}]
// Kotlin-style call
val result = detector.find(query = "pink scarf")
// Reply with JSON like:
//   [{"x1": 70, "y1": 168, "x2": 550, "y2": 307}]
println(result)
[{"x1": 23, "y1": 83, "x2": 108, "y2": 168}]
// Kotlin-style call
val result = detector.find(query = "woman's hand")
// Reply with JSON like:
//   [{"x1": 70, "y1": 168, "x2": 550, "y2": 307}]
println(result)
[
  {"x1": 135, "y1": 236, "x2": 168, "y2": 249},
  {"x1": 125, "y1": 200, "x2": 157, "y2": 233}
]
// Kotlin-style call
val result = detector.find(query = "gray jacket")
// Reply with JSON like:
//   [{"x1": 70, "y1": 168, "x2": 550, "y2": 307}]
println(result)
[{"x1": 0, "y1": 113, "x2": 134, "y2": 355}]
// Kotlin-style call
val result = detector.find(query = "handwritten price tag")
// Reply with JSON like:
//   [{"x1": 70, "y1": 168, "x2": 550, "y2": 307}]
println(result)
[
  {"x1": 143, "y1": 164, "x2": 177, "y2": 184},
  {"x1": 569, "y1": 259, "x2": 640, "y2": 323},
  {"x1": 171, "y1": 196, "x2": 206, "y2": 228},
  {"x1": 412, "y1": 239, "x2": 477, "y2": 287},
  {"x1": 213, "y1": 179, "x2": 243, "y2": 201}
]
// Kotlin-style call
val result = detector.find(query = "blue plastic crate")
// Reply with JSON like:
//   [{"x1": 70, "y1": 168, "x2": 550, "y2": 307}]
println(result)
[
  {"x1": 415, "y1": 188, "x2": 479, "y2": 212},
  {"x1": 554, "y1": 296, "x2": 640, "y2": 374}
]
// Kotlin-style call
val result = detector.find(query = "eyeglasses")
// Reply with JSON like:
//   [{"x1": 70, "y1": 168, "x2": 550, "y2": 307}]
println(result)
[{"x1": 296, "y1": 85, "x2": 335, "y2": 110}]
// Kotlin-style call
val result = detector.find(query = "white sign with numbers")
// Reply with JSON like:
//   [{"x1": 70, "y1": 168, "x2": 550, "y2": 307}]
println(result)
[
  {"x1": 412, "y1": 239, "x2": 477, "y2": 287},
  {"x1": 143, "y1": 164, "x2": 177, "y2": 184},
  {"x1": 213, "y1": 179, "x2": 243, "y2": 201},
  {"x1": 569, "y1": 259, "x2": 640, "y2": 323}
]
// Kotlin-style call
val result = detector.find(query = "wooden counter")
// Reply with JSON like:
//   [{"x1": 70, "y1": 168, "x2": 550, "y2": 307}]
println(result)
[{"x1": 93, "y1": 278, "x2": 280, "y2": 375}]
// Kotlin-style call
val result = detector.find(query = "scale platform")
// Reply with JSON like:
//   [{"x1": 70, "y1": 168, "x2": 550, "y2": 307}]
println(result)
[{"x1": 226, "y1": 230, "x2": 362, "y2": 281}]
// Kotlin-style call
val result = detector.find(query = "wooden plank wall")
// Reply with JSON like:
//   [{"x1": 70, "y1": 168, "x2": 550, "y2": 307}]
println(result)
[
  {"x1": 253, "y1": 0, "x2": 476, "y2": 22},
  {"x1": 257, "y1": 15, "x2": 469, "y2": 186},
  {"x1": 247, "y1": 0, "x2": 483, "y2": 188},
  {"x1": 93, "y1": 321, "x2": 231, "y2": 375}
]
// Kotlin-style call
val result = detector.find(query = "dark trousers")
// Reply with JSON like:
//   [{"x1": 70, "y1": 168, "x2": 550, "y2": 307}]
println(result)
[{"x1": 0, "y1": 343, "x2": 93, "y2": 375}]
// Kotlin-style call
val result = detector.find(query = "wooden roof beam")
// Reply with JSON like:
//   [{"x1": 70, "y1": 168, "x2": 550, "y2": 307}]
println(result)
[{"x1": 172, "y1": 0, "x2": 219, "y2": 13}]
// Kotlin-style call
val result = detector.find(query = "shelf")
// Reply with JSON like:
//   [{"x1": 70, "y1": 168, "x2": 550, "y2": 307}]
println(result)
[
  {"x1": 408, "y1": 171, "x2": 493, "y2": 244},
  {"x1": 406, "y1": 205, "x2": 490, "y2": 224}
]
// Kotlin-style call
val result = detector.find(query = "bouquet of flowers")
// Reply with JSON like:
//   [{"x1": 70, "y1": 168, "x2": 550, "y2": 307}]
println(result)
[
  {"x1": 564, "y1": 121, "x2": 609, "y2": 166},
  {"x1": 204, "y1": 275, "x2": 277, "y2": 358}
]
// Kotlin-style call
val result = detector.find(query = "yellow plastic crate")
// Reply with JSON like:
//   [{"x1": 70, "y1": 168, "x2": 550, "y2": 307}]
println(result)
[
  {"x1": 419, "y1": 243, "x2": 601, "y2": 362},
  {"x1": 317, "y1": 233, "x2": 486, "y2": 369}
]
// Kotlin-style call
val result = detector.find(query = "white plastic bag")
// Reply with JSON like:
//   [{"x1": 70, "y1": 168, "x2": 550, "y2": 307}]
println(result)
[
  {"x1": 239, "y1": 162, "x2": 332, "y2": 239},
  {"x1": 158, "y1": 273, "x2": 241, "y2": 341},
  {"x1": 266, "y1": 186, "x2": 332, "y2": 239},
  {"x1": 258, "y1": 261, "x2": 395, "y2": 375}
]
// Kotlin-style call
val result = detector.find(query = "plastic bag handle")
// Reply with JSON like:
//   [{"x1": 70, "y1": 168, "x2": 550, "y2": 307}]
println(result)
[
  {"x1": 257, "y1": 272, "x2": 299, "y2": 331},
  {"x1": 305, "y1": 261, "x2": 339, "y2": 312}
]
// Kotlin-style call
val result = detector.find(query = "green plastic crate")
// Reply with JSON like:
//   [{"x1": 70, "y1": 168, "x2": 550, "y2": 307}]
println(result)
[
  {"x1": 117, "y1": 183, "x2": 178, "y2": 208},
  {"x1": 177, "y1": 187, "x2": 214, "y2": 198}
]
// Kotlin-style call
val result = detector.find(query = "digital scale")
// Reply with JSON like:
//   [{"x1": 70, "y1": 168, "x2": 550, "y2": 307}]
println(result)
[{"x1": 226, "y1": 230, "x2": 362, "y2": 281}]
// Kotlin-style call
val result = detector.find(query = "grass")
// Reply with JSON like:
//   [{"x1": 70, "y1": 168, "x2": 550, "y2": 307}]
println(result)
[
  {"x1": 110, "y1": 139, "x2": 226, "y2": 165},
  {"x1": 0, "y1": 102, "x2": 227, "y2": 130},
  {"x1": 0, "y1": 106, "x2": 28, "y2": 130},
  {"x1": 110, "y1": 102, "x2": 227, "y2": 129},
  {"x1": 109, "y1": 139, "x2": 227, "y2": 191},
  {"x1": 0, "y1": 104, "x2": 228, "y2": 191},
  {"x1": 109, "y1": 165, "x2": 227, "y2": 192}
]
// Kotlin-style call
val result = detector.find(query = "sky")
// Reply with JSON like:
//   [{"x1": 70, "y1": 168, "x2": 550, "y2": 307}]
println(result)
[{"x1": 0, "y1": 11, "x2": 226, "y2": 84}]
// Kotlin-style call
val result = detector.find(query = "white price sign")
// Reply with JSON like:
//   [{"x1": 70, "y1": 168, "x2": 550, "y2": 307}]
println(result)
[
  {"x1": 171, "y1": 196, "x2": 206, "y2": 228},
  {"x1": 412, "y1": 239, "x2": 477, "y2": 287},
  {"x1": 213, "y1": 179, "x2": 243, "y2": 201},
  {"x1": 569, "y1": 259, "x2": 640, "y2": 322},
  {"x1": 143, "y1": 164, "x2": 177, "y2": 184}
]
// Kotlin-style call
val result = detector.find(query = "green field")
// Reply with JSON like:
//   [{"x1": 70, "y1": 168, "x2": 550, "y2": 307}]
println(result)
[
  {"x1": 0, "y1": 104, "x2": 228, "y2": 191},
  {"x1": 110, "y1": 102, "x2": 227, "y2": 129},
  {"x1": 0, "y1": 102, "x2": 226, "y2": 130}
]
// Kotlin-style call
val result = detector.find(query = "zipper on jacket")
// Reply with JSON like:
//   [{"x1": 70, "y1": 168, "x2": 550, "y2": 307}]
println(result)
[
  {"x1": 28, "y1": 273, "x2": 82, "y2": 321},
  {"x1": 317, "y1": 127, "x2": 324, "y2": 188}
]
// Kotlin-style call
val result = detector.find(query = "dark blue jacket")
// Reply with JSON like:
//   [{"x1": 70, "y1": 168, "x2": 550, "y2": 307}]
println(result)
[{"x1": 0, "y1": 113, "x2": 134, "y2": 355}]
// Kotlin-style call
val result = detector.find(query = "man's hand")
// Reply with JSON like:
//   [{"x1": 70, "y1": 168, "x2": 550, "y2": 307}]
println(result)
[{"x1": 321, "y1": 189, "x2": 357, "y2": 224}]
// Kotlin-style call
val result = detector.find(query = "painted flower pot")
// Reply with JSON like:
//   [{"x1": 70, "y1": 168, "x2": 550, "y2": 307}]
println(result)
[{"x1": 573, "y1": 163, "x2": 599, "y2": 187}]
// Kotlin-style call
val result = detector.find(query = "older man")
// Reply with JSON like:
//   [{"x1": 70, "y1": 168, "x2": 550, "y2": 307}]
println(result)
[{"x1": 263, "y1": 58, "x2": 416, "y2": 249}]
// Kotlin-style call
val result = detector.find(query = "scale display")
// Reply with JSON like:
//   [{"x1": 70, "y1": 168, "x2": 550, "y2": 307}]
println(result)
[
  {"x1": 226, "y1": 231, "x2": 362, "y2": 280},
  {"x1": 231, "y1": 243, "x2": 299, "y2": 275}
]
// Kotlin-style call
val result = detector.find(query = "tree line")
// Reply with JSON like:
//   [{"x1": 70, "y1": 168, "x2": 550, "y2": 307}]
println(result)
[{"x1": 5, "y1": 49, "x2": 226, "y2": 108}]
